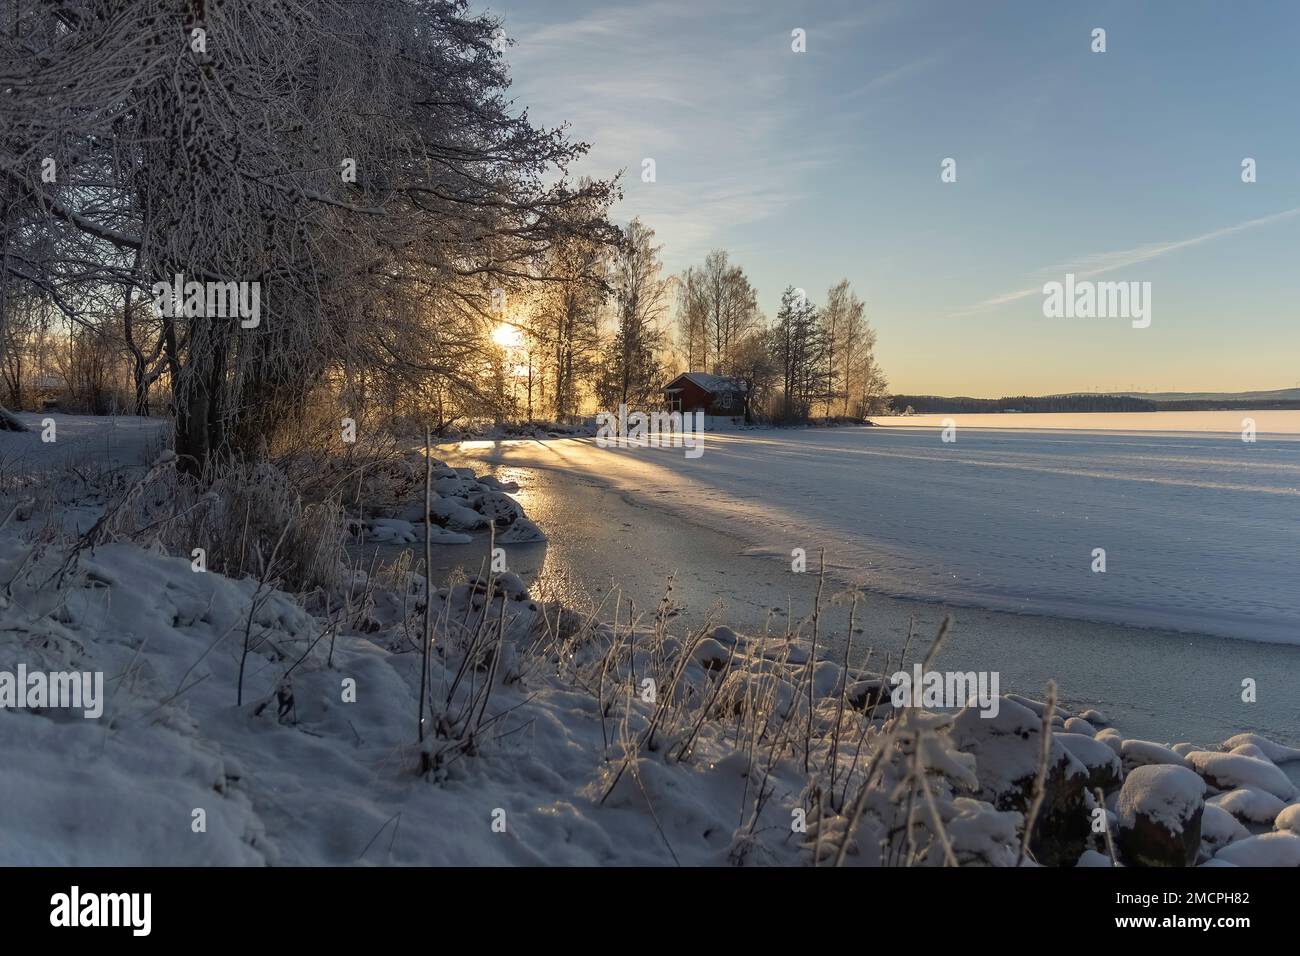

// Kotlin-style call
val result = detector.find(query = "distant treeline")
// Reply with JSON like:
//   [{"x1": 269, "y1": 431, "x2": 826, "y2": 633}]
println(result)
[
  {"x1": 1151, "y1": 399, "x2": 1300, "y2": 412},
  {"x1": 889, "y1": 394, "x2": 1152, "y2": 414},
  {"x1": 887, "y1": 394, "x2": 1300, "y2": 414}
]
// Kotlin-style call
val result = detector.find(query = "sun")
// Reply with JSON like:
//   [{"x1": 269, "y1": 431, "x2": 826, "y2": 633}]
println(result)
[{"x1": 491, "y1": 323, "x2": 523, "y2": 348}]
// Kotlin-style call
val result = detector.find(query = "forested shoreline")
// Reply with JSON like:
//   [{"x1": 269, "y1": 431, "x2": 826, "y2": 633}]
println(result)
[{"x1": 888, "y1": 395, "x2": 1300, "y2": 415}]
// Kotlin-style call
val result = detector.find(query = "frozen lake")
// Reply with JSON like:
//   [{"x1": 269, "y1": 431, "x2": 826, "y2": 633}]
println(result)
[
  {"x1": 431, "y1": 413, "x2": 1300, "y2": 750},
  {"x1": 455, "y1": 415, "x2": 1300, "y2": 644}
]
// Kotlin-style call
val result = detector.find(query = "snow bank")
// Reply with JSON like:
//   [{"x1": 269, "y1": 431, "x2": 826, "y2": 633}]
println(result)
[{"x1": 0, "y1": 507, "x2": 1001, "y2": 865}]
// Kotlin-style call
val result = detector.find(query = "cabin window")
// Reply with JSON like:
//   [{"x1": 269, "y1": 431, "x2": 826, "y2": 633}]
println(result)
[{"x1": 717, "y1": 392, "x2": 732, "y2": 409}]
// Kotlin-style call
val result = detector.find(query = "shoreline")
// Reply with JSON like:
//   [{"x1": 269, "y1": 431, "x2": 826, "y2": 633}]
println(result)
[{"x1": 413, "y1": 439, "x2": 1300, "y2": 752}]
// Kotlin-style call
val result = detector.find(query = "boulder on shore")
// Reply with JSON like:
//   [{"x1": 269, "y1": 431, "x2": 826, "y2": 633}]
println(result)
[
  {"x1": 1185, "y1": 751, "x2": 1296, "y2": 801},
  {"x1": 1058, "y1": 732, "x2": 1122, "y2": 793},
  {"x1": 1117, "y1": 765, "x2": 1206, "y2": 867},
  {"x1": 951, "y1": 696, "x2": 1089, "y2": 866}
]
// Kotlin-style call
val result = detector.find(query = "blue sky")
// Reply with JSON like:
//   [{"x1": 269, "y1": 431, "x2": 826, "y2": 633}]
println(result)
[{"x1": 486, "y1": 0, "x2": 1300, "y2": 395}]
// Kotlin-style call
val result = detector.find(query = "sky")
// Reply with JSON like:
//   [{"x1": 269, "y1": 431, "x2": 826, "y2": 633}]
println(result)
[{"x1": 484, "y1": 0, "x2": 1300, "y2": 397}]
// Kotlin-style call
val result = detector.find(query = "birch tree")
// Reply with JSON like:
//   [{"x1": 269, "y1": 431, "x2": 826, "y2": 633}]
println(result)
[
  {"x1": 695, "y1": 249, "x2": 758, "y2": 376},
  {"x1": 597, "y1": 218, "x2": 668, "y2": 410}
]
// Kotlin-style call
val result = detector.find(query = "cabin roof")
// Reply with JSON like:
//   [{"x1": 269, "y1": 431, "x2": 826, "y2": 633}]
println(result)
[{"x1": 664, "y1": 372, "x2": 747, "y2": 394}]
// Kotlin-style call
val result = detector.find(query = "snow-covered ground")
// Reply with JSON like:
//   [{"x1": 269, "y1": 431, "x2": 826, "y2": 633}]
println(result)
[
  {"x1": 0, "y1": 412, "x2": 164, "y2": 471},
  {"x1": 1, "y1": 412, "x2": 1297, "y2": 867},
  {"x1": 452, "y1": 415, "x2": 1300, "y2": 645},
  {"x1": 0, "y1": 415, "x2": 1032, "y2": 866}
]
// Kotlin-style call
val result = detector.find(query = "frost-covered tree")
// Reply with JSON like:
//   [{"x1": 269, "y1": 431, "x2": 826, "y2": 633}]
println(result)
[
  {"x1": 770, "y1": 286, "x2": 826, "y2": 423},
  {"x1": 674, "y1": 265, "x2": 709, "y2": 372},
  {"x1": 529, "y1": 189, "x2": 613, "y2": 422},
  {"x1": 729, "y1": 330, "x2": 776, "y2": 424},
  {"x1": 597, "y1": 219, "x2": 668, "y2": 411},
  {"x1": 821, "y1": 279, "x2": 888, "y2": 418},
  {"x1": 0, "y1": 0, "x2": 619, "y2": 468},
  {"x1": 696, "y1": 249, "x2": 758, "y2": 376}
]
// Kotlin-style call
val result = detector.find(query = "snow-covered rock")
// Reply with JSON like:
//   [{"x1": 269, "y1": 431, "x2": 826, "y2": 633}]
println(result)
[
  {"x1": 1220, "y1": 733, "x2": 1300, "y2": 764},
  {"x1": 941, "y1": 797, "x2": 1023, "y2": 867},
  {"x1": 710, "y1": 625, "x2": 741, "y2": 647},
  {"x1": 1228, "y1": 743, "x2": 1269, "y2": 760},
  {"x1": 1213, "y1": 832, "x2": 1300, "y2": 867},
  {"x1": 470, "y1": 490, "x2": 525, "y2": 526},
  {"x1": 432, "y1": 475, "x2": 482, "y2": 498},
  {"x1": 846, "y1": 678, "x2": 893, "y2": 715},
  {"x1": 1185, "y1": 750, "x2": 1296, "y2": 801},
  {"x1": 1062, "y1": 716, "x2": 1096, "y2": 736},
  {"x1": 495, "y1": 516, "x2": 545, "y2": 543},
  {"x1": 427, "y1": 526, "x2": 473, "y2": 544},
  {"x1": 1004, "y1": 693, "x2": 1048, "y2": 716},
  {"x1": 1199, "y1": 804, "x2": 1249, "y2": 857},
  {"x1": 363, "y1": 518, "x2": 419, "y2": 544},
  {"x1": 392, "y1": 459, "x2": 539, "y2": 545},
  {"x1": 1058, "y1": 732, "x2": 1122, "y2": 793},
  {"x1": 1094, "y1": 727, "x2": 1123, "y2": 756},
  {"x1": 1116, "y1": 765, "x2": 1205, "y2": 867},
  {"x1": 1076, "y1": 849, "x2": 1114, "y2": 867},
  {"x1": 428, "y1": 497, "x2": 490, "y2": 531},
  {"x1": 1276, "y1": 804, "x2": 1300, "y2": 834},
  {"x1": 1208, "y1": 787, "x2": 1287, "y2": 825},
  {"x1": 475, "y1": 474, "x2": 520, "y2": 493},
  {"x1": 691, "y1": 637, "x2": 731, "y2": 672},
  {"x1": 1120, "y1": 739, "x2": 1189, "y2": 773},
  {"x1": 950, "y1": 696, "x2": 1089, "y2": 866}
]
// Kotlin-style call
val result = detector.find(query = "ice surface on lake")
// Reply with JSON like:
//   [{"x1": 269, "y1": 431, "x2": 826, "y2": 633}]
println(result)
[
  {"x1": 460, "y1": 415, "x2": 1300, "y2": 644},
  {"x1": 870, "y1": 411, "x2": 1300, "y2": 434}
]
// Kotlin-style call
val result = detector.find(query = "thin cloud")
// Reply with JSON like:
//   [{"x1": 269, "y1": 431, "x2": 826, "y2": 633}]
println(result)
[
  {"x1": 843, "y1": 51, "x2": 948, "y2": 101},
  {"x1": 949, "y1": 206, "x2": 1300, "y2": 317},
  {"x1": 494, "y1": 1, "x2": 857, "y2": 268}
]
